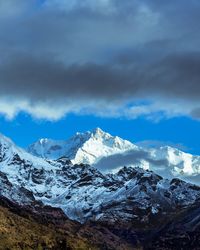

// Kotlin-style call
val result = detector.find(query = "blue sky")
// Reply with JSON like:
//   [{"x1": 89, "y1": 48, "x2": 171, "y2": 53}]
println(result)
[
  {"x1": 1, "y1": 113, "x2": 200, "y2": 155},
  {"x1": 0, "y1": 0, "x2": 200, "y2": 154}
]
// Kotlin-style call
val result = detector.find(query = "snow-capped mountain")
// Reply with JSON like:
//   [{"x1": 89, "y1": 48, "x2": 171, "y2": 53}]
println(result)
[
  {"x1": 0, "y1": 133, "x2": 74, "y2": 202},
  {"x1": 148, "y1": 146, "x2": 200, "y2": 178},
  {"x1": 27, "y1": 128, "x2": 200, "y2": 183},
  {"x1": 0, "y1": 132, "x2": 199, "y2": 225},
  {"x1": 27, "y1": 128, "x2": 137, "y2": 164},
  {"x1": 43, "y1": 165, "x2": 200, "y2": 223}
]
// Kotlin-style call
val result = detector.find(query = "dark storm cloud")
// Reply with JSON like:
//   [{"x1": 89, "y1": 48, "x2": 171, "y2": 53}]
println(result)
[
  {"x1": 93, "y1": 149, "x2": 169, "y2": 172},
  {"x1": 0, "y1": 0, "x2": 200, "y2": 119},
  {"x1": 0, "y1": 52, "x2": 200, "y2": 103}
]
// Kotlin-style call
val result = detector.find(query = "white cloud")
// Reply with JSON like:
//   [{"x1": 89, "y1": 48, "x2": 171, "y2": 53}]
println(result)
[{"x1": 0, "y1": 96, "x2": 198, "y2": 122}]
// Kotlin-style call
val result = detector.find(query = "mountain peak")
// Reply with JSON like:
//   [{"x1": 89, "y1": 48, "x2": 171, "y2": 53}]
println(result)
[
  {"x1": 39, "y1": 138, "x2": 50, "y2": 145},
  {"x1": 27, "y1": 128, "x2": 136, "y2": 164},
  {"x1": 92, "y1": 127, "x2": 105, "y2": 135},
  {"x1": 90, "y1": 127, "x2": 111, "y2": 139}
]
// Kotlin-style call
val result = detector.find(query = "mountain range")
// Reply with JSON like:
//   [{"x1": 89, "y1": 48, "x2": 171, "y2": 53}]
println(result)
[
  {"x1": 0, "y1": 129, "x2": 199, "y2": 249},
  {"x1": 28, "y1": 128, "x2": 200, "y2": 184}
]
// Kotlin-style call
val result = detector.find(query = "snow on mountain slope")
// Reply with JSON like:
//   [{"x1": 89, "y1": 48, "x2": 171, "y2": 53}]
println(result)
[
  {"x1": 0, "y1": 133, "x2": 53, "y2": 171},
  {"x1": 0, "y1": 132, "x2": 199, "y2": 225},
  {"x1": 147, "y1": 146, "x2": 200, "y2": 179},
  {"x1": 0, "y1": 133, "x2": 63, "y2": 199},
  {"x1": 27, "y1": 128, "x2": 137, "y2": 164},
  {"x1": 28, "y1": 163, "x2": 200, "y2": 223},
  {"x1": 27, "y1": 128, "x2": 200, "y2": 182}
]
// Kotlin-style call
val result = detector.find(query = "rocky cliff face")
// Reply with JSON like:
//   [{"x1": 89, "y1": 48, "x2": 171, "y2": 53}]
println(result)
[{"x1": 146, "y1": 200, "x2": 200, "y2": 250}]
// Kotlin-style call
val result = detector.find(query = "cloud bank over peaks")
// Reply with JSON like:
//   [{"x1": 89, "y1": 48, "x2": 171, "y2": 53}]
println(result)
[{"x1": 0, "y1": 0, "x2": 200, "y2": 120}]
